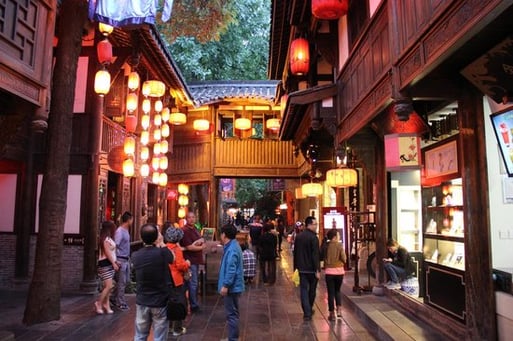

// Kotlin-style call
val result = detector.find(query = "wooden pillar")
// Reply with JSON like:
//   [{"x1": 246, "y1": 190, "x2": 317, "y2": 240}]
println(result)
[
  {"x1": 458, "y1": 85, "x2": 496, "y2": 339},
  {"x1": 375, "y1": 138, "x2": 388, "y2": 285}
]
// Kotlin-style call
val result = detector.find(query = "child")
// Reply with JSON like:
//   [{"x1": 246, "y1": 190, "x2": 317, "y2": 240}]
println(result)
[{"x1": 241, "y1": 242, "x2": 256, "y2": 284}]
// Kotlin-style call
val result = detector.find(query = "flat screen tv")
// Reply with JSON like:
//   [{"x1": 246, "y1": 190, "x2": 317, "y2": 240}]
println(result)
[{"x1": 490, "y1": 107, "x2": 513, "y2": 176}]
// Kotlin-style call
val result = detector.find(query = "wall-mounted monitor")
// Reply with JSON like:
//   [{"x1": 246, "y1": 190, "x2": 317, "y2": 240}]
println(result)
[{"x1": 490, "y1": 107, "x2": 513, "y2": 176}]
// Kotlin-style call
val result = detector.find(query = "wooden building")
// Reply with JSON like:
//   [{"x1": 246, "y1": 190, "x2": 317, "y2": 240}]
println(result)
[{"x1": 269, "y1": 0, "x2": 513, "y2": 339}]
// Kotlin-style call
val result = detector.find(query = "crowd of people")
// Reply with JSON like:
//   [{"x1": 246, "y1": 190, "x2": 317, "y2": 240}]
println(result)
[{"x1": 95, "y1": 210, "x2": 412, "y2": 340}]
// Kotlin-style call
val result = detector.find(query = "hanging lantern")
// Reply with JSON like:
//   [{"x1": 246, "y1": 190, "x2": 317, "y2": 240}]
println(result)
[
  {"x1": 153, "y1": 142, "x2": 161, "y2": 156},
  {"x1": 161, "y1": 123, "x2": 170, "y2": 138},
  {"x1": 125, "y1": 114, "x2": 137, "y2": 133},
  {"x1": 326, "y1": 168, "x2": 358, "y2": 188},
  {"x1": 140, "y1": 146, "x2": 149, "y2": 161},
  {"x1": 290, "y1": 37, "x2": 310, "y2": 75},
  {"x1": 280, "y1": 94, "x2": 288, "y2": 116},
  {"x1": 153, "y1": 128, "x2": 161, "y2": 141},
  {"x1": 178, "y1": 206, "x2": 186, "y2": 218},
  {"x1": 161, "y1": 108, "x2": 170, "y2": 122},
  {"x1": 159, "y1": 156, "x2": 168, "y2": 170},
  {"x1": 295, "y1": 187, "x2": 306, "y2": 199},
  {"x1": 154, "y1": 100, "x2": 163, "y2": 112},
  {"x1": 312, "y1": 0, "x2": 349, "y2": 20},
  {"x1": 142, "y1": 80, "x2": 166, "y2": 98},
  {"x1": 193, "y1": 119, "x2": 210, "y2": 131},
  {"x1": 234, "y1": 118, "x2": 252, "y2": 130},
  {"x1": 152, "y1": 157, "x2": 160, "y2": 170},
  {"x1": 98, "y1": 22, "x2": 114, "y2": 36},
  {"x1": 140, "y1": 131, "x2": 149, "y2": 145},
  {"x1": 140, "y1": 163, "x2": 150, "y2": 177},
  {"x1": 170, "y1": 112, "x2": 187, "y2": 125},
  {"x1": 158, "y1": 172, "x2": 168, "y2": 187},
  {"x1": 128, "y1": 71, "x2": 140, "y2": 91},
  {"x1": 301, "y1": 182, "x2": 323, "y2": 197},
  {"x1": 178, "y1": 195, "x2": 189, "y2": 206},
  {"x1": 266, "y1": 118, "x2": 280, "y2": 131},
  {"x1": 178, "y1": 183, "x2": 189, "y2": 195},
  {"x1": 141, "y1": 114, "x2": 150, "y2": 130},
  {"x1": 122, "y1": 158, "x2": 135, "y2": 177},
  {"x1": 154, "y1": 113, "x2": 162, "y2": 126},
  {"x1": 126, "y1": 93, "x2": 138, "y2": 112},
  {"x1": 152, "y1": 171, "x2": 160, "y2": 184},
  {"x1": 160, "y1": 140, "x2": 169, "y2": 154},
  {"x1": 97, "y1": 38, "x2": 113, "y2": 65},
  {"x1": 142, "y1": 98, "x2": 151, "y2": 114},
  {"x1": 94, "y1": 69, "x2": 111, "y2": 96},
  {"x1": 123, "y1": 136, "x2": 136, "y2": 156}
]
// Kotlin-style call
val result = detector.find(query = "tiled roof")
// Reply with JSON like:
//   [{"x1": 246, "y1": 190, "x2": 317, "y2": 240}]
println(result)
[{"x1": 188, "y1": 80, "x2": 280, "y2": 107}]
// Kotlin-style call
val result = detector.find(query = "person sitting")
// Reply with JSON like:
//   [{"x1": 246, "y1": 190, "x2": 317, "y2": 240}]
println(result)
[{"x1": 383, "y1": 238, "x2": 414, "y2": 289}]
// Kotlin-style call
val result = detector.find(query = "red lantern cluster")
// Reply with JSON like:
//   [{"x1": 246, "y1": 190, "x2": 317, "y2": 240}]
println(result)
[
  {"x1": 312, "y1": 0, "x2": 349, "y2": 20},
  {"x1": 290, "y1": 38, "x2": 310, "y2": 75}
]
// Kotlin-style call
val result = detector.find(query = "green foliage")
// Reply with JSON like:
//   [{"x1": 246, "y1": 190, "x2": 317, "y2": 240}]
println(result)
[
  {"x1": 235, "y1": 179, "x2": 268, "y2": 208},
  {"x1": 158, "y1": 0, "x2": 270, "y2": 81}
]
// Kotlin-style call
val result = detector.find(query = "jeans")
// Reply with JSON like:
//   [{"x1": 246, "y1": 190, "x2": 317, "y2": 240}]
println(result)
[
  {"x1": 134, "y1": 305, "x2": 169, "y2": 341},
  {"x1": 384, "y1": 262, "x2": 406, "y2": 283},
  {"x1": 113, "y1": 259, "x2": 130, "y2": 306},
  {"x1": 325, "y1": 274, "x2": 343, "y2": 312},
  {"x1": 260, "y1": 259, "x2": 276, "y2": 284},
  {"x1": 223, "y1": 293, "x2": 240, "y2": 341},
  {"x1": 299, "y1": 273, "x2": 318, "y2": 318},
  {"x1": 187, "y1": 264, "x2": 200, "y2": 310}
]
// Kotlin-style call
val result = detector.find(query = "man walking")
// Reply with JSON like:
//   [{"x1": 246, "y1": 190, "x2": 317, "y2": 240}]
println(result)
[
  {"x1": 293, "y1": 216, "x2": 321, "y2": 322},
  {"x1": 218, "y1": 224, "x2": 245, "y2": 341},
  {"x1": 132, "y1": 224, "x2": 174, "y2": 341},
  {"x1": 181, "y1": 211, "x2": 206, "y2": 313},
  {"x1": 112, "y1": 211, "x2": 132, "y2": 311}
]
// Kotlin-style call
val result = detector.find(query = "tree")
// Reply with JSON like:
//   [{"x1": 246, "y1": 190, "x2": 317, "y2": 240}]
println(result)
[
  {"x1": 23, "y1": 0, "x2": 88, "y2": 325},
  {"x1": 235, "y1": 179, "x2": 268, "y2": 209},
  {"x1": 161, "y1": 0, "x2": 270, "y2": 81}
]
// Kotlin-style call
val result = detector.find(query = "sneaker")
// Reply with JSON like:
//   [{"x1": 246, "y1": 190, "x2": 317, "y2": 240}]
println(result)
[
  {"x1": 172, "y1": 327, "x2": 186, "y2": 337},
  {"x1": 117, "y1": 303, "x2": 130, "y2": 311},
  {"x1": 385, "y1": 282, "x2": 401, "y2": 290}
]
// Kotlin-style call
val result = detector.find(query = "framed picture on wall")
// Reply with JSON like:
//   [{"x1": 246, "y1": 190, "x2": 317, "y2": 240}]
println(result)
[
  {"x1": 490, "y1": 107, "x2": 513, "y2": 176},
  {"x1": 422, "y1": 135, "x2": 460, "y2": 184}
]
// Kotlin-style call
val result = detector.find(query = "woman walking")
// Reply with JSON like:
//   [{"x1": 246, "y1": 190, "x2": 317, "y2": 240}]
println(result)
[
  {"x1": 324, "y1": 229, "x2": 347, "y2": 321},
  {"x1": 96, "y1": 221, "x2": 119, "y2": 314}
]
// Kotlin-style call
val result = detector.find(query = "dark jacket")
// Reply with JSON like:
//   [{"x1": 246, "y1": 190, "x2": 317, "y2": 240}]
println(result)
[
  {"x1": 388, "y1": 245, "x2": 415, "y2": 275},
  {"x1": 259, "y1": 231, "x2": 277, "y2": 261},
  {"x1": 293, "y1": 229, "x2": 320, "y2": 274}
]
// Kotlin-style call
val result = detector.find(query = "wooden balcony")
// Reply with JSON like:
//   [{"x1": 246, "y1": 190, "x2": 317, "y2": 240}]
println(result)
[{"x1": 101, "y1": 117, "x2": 126, "y2": 153}]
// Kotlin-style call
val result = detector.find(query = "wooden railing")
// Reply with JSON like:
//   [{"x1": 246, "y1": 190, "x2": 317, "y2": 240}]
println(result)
[{"x1": 101, "y1": 118, "x2": 126, "y2": 153}]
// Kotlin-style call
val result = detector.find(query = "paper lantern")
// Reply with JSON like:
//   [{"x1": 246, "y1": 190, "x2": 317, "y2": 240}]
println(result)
[
  {"x1": 98, "y1": 22, "x2": 113, "y2": 36},
  {"x1": 301, "y1": 182, "x2": 323, "y2": 197},
  {"x1": 154, "y1": 114, "x2": 162, "y2": 126},
  {"x1": 326, "y1": 168, "x2": 358, "y2": 188},
  {"x1": 178, "y1": 183, "x2": 189, "y2": 195},
  {"x1": 159, "y1": 156, "x2": 168, "y2": 170},
  {"x1": 152, "y1": 171, "x2": 160, "y2": 184},
  {"x1": 152, "y1": 157, "x2": 160, "y2": 170},
  {"x1": 290, "y1": 38, "x2": 310, "y2": 75},
  {"x1": 266, "y1": 118, "x2": 280, "y2": 131},
  {"x1": 140, "y1": 163, "x2": 150, "y2": 177},
  {"x1": 312, "y1": 0, "x2": 349, "y2": 20},
  {"x1": 153, "y1": 128, "x2": 161, "y2": 141},
  {"x1": 295, "y1": 187, "x2": 305, "y2": 199},
  {"x1": 127, "y1": 71, "x2": 140, "y2": 91},
  {"x1": 123, "y1": 136, "x2": 136, "y2": 156},
  {"x1": 154, "y1": 100, "x2": 163, "y2": 113},
  {"x1": 158, "y1": 173, "x2": 168, "y2": 187},
  {"x1": 161, "y1": 108, "x2": 170, "y2": 122},
  {"x1": 160, "y1": 140, "x2": 169, "y2": 154},
  {"x1": 140, "y1": 146, "x2": 149, "y2": 161},
  {"x1": 161, "y1": 123, "x2": 170, "y2": 138},
  {"x1": 153, "y1": 142, "x2": 161, "y2": 156},
  {"x1": 142, "y1": 99, "x2": 151, "y2": 114},
  {"x1": 94, "y1": 69, "x2": 110, "y2": 96},
  {"x1": 122, "y1": 158, "x2": 134, "y2": 177},
  {"x1": 178, "y1": 207, "x2": 186, "y2": 218},
  {"x1": 193, "y1": 119, "x2": 210, "y2": 131},
  {"x1": 178, "y1": 195, "x2": 189, "y2": 206},
  {"x1": 125, "y1": 114, "x2": 137, "y2": 133},
  {"x1": 140, "y1": 131, "x2": 149, "y2": 145},
  {"x1": 97, "y1": 39, "x2": 113, "y2": 64},
  {"x1": 141, "y1": 114, "x2": 150, "y2": 130},
  {"x1": 384, "y1": 133, "x2": 421, "y2": 170},
  {"x1": 170, "y1": 112, "x2": 187, "y2": 125},
  {"x1": 142, "y1": 80, "x2": 165, "y2": 98},
  {"x1": 234, "y1": 118, "x2": 252, "y2": 130},
  {"x1": 126, "y1": 93, "x2": 138, "y2": 112}
]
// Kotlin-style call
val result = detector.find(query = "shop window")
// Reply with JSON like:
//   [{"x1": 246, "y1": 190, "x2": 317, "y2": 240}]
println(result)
[{"x1": 348, "y1": 0, "x2": 370, "y2": 50}]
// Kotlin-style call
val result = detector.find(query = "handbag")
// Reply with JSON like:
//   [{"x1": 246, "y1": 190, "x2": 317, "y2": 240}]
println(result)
[{"x1": 292, "y1": 269, "x2": 300, "y2": 287}]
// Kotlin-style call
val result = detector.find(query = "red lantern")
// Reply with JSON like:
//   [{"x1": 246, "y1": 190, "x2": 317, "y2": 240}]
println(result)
[
  {"x1": 125, "y1": 114, "x2": 137, "y2": 133},
  {"x1": 312, "y1": 0, "x2": 349, "y2": 20},
  {"x1": 97, "y1": 38, "x2": 113, "y2": 64},
  {"x1": 290, "y1": 38, "x2": 310, "y2": 75}
]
